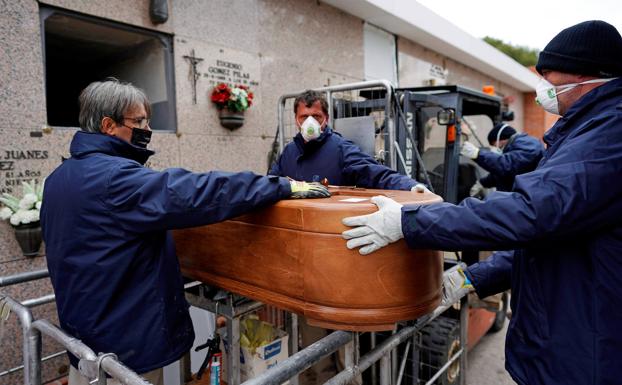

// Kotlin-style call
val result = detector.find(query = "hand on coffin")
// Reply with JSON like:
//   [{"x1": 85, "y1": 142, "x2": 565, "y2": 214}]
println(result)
[
  {"x1": 341, "y1": 195, "x2": 404, "y2": 255},
  {"x1": 289, "y1": 180, "x2": 331, "y2": 199}
]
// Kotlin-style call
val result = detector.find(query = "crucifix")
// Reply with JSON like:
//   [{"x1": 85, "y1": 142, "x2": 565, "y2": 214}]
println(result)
[{"x1": 183, "y1": 49, "x2": 204, "y2": 104}]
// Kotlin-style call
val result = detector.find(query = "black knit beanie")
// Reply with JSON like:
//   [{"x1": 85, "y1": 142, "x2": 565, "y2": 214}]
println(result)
[
  {"x1": 536, "y1": 20, "x2": 622, "y2": 77},
  {"x1": 488, "y1": 123, "x2": 516, "y2": 145}
]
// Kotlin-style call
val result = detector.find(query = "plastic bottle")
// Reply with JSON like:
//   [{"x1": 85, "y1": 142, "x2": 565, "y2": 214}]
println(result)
[{"x1": 210, "y1": 351, "x2": 222, "y2": 385}]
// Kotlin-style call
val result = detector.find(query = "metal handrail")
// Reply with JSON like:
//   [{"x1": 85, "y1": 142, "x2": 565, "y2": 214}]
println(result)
[
  {"x1": 0, "y1": 269, "x2": 49, "y2": 287},
  {"x1": 0, "y1": 294, "x2": 152, "y2": 385}
]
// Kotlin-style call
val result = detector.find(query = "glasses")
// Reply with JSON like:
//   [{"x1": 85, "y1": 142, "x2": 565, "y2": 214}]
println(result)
[{"x1": 122, "y1": 116, "x2": 150, "y2": 129}]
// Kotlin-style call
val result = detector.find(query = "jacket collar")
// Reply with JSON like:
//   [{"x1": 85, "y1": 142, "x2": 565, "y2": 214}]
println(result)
[
  {"x1": 69, "y1": 131, "x2": 155, "y2": 165},
  {"x1": 544, "y1": 78, "x2": 622, "y2": 147},
  {"x1": 293, "y1": 126, "x2": 333, "y2": 155}
]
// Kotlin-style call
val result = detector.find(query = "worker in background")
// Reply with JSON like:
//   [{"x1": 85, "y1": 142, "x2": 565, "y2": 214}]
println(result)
[
  {"x1": 461, "y1": 123, "x2": 544, "y2": 197},
  {"x1": 269, "y1": 90, "x2": 425, "y2": 385},
  {"x1": 341, "y1": 20, "x2": 622, "y2": 385},
  {"x1": 41, "y1": 79, "x2": 330, "y2": 385},
  {"x1": 269, "y1": 90, "x2": 427, "y2": 192}
]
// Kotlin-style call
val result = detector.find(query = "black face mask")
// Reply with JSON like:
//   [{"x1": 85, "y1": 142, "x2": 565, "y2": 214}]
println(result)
[{"x1": 130, "y1": 127, "x2": 152, "y2": 148}]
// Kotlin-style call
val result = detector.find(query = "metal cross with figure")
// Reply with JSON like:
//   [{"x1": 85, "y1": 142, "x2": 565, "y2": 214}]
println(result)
[{"x1": 183, "y1": 49, "x2": 204, "y2": 104}]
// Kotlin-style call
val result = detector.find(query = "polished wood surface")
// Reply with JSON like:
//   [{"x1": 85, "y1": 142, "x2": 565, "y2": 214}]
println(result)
[{"x1": 174, "y1": 187, "x2": 444, "y2": 331}]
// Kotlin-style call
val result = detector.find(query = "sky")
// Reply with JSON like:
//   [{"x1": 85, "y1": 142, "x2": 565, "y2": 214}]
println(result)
[{"x1": 415, "y1": 0, "x2": 622, "y2": 51}]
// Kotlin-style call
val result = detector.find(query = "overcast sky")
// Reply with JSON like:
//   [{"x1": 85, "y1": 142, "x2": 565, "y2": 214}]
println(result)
[{"x1": 415, "y1": 0, "x2": 622, "y2": 51}]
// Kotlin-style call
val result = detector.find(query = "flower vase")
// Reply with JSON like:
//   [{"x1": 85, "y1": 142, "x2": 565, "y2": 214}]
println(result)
[
  {"x1": 218, "y1": 109, "x2": 245, "y2": 130},
  {"x1": 13, "y1": 222, "x2": 42, "y2": 257}
]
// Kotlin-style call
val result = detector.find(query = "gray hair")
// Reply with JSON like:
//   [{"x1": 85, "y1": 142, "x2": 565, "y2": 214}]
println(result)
[{"x1": 78, "y1": 78, "x2": 151, "y2": 133}]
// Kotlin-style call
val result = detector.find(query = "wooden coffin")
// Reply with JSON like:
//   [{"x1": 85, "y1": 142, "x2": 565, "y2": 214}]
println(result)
[{"x1": 174, "y1": 187, "x2": 443, "y2": 331}]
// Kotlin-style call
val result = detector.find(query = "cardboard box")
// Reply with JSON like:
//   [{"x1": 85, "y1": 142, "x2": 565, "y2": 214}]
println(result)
[{"x1": 221, "y1": 326, "x2": 290, "y2": 384}]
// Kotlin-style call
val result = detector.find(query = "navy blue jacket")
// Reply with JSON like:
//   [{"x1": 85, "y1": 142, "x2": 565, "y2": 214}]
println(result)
[
  {"x1": 41, "y1": 131, "x2": 291, "y2": 373},
  {"x1": 401, "y1": 78, "x2": 622, "y2": 385},
  {"x1": 476, "y1": 133, "x2": 544, "y2": 191},
  {"x1": 269, "y1": 128, "x2": 418, "y2": 190}
]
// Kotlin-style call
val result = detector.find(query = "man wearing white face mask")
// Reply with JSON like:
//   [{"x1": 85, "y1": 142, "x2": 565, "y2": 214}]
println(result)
[
  {"x1": 461, "y1": 123, "x2": 544, "y2": 197},
  {"x1": 342, "y1": 20, "x2": 622, "y2": 385},
  {"x1": 269, "y1": 90, "x2": 427, "y2": 192}
]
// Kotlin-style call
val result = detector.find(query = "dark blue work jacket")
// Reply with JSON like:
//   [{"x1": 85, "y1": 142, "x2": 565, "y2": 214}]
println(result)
[
  {"x1": 41, "y1": 131, "x2": 291, "y2": 373},
  {"x1": 476, "y1": 133, "x2": 545, "y2": 191},
  {"x1": 269, "y1": 128, "x2": 417, "y2": 190},
  {"x1": 401, "y1": 78, "x2": 622, "y2": 385}
]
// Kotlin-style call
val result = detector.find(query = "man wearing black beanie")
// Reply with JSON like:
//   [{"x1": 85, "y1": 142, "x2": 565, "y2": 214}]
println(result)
[
  {"x1": 341, "y1": 20, "x2": 622, "y2": 385},
  {"x1": 460, "y1": 122, "x2": 544, "y2": 196}
]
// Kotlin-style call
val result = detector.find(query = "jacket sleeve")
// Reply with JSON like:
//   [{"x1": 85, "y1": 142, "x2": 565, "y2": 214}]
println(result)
[
  {"x1": 479, "y1": 173, "x2": 497, "y2": 188},
  {"x1": 105, "y1": 164, "x2": 292, "y2": 233},
  {"x1": 465, "y1": 250, "x2": 513, "y2": 298},
  {"x1": 475, "y1": 137, "x2": 544, "y2": 178},
  {"x1": 341, "y1": 140, "x2": 419, "y2": 190},
  {"x1": 402, "y1": 113, "x2": 622, "y2": 252}
]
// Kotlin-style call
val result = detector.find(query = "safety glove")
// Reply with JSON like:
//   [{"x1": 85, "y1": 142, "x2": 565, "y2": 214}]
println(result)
[
  {"x1": 441, "y1": 264, "x2": 474, "y2": 307},
  {"x1": 341, "y1": 196, "x2": 404, "y2": 255},
  {"x1": 411, "y1": 183, "x2": 431, "y2": 193},
  {"x1": 289, "y1": 180, "x2": 331, "y2": 199},
  {"x1": 460, "y1": 141, "x2": 480, "y2": 160},
  {"x1": 469, "y1": 180, "x2": 485, "y2": 198}
]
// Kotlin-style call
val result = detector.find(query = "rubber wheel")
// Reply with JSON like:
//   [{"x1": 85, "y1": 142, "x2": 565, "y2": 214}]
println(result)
[
  {"x1": 419, "y1": 316, "x2": 461, "y2": 385},
  {"x1": 489, "y1": 291, "x2": 509, "y2": 333}
]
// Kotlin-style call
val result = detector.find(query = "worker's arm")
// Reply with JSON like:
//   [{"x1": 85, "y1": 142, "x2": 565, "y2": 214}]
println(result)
[
  {"x1": 475, "y1": 136, "x2": 544, "y2": 178},
  {"x1": 464, "y1": 250, "x2": 513, "y2": 298},
  {"x1": 105, "y1": 165, "x2": 293, "y2": 233},
  {"x1": 341, "y1": 139, "x2": 419, "y2": 190},
  {"x1": 403, "y1": 114, "x2": 622, "y2": 252},
  {"x1": 478, "y1": 173, "x2": 497, "y2": 188}
]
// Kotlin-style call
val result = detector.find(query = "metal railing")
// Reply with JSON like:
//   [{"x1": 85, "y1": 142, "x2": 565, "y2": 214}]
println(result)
[{"x1": 1, "y1": 270, "x2": 152, "y2": 385}]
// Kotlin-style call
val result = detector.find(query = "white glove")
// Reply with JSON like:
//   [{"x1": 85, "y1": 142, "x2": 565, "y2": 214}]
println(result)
[
  {"x1": 469, "y1": 180, "x2": 485, "y2": 197},
  {"x1": 341, "y1": 196, "x2": 404, "y2": 255},
  {"x1": 441, "y1": 264, "x2": 474, "y2": 306},
  {"x1": 460, "y1": 141, "x2": 479, "y2": 160},
  {"x1": 411, "y1": 183, "x2": 431, "y2": 193}
]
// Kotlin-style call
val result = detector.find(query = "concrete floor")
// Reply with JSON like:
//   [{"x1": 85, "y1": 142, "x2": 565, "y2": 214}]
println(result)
[{"x1": 466, "y1": 320, "x2": 516, "y2": 385}]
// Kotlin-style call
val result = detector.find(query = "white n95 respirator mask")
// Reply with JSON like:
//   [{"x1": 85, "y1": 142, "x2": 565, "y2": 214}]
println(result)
[
  {"x1": 535, "y1": 77, "x2": 617, "y2": 115},
  {"x1": 300, "y1": 116, "x2": 322, "y2": 141}
]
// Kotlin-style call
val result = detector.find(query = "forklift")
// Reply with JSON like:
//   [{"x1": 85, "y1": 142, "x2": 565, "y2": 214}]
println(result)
[{"x1": 274, "y1": 80, "x2": 513, "y2": 384}]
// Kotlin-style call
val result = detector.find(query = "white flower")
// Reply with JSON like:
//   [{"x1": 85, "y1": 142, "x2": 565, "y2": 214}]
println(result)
[
  {"x1": 35, "y1": 201, "x2": 42, "y2": 210},
  {"x1": 9, "y1": 212, "x2": 22, "y2": 226},
  {"x1": 19, "y1": 193, "x2": 38, "y2": 210},
  {"x1": 24, "y1": 209, "x2": 39, "y2": 223},
  {"x1": 0, "y1": 207, "x2": 12, "y2": 220}
]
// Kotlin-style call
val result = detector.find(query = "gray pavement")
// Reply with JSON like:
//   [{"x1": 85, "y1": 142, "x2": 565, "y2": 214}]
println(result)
[{"x1": 466, "y1": 320, "x2": 516, "y2": 385}]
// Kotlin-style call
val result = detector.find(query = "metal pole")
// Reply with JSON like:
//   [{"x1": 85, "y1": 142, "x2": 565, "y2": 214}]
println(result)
[
  {"x1": 395, "y1": 341, "x2": 411, "y2": 385},
  {"x1": 21, "y1": 294, "x2": 55, "y2": 308},
  {"x1": 424, "y1": 349, "x2": 464, "y2": 385},
  {"x1": 0, "y1": 350, "x2": 66, "y2": 378},
  {"x1": 227, "y1": 295, "x2": 241, "y2": 385},
  {"x1": 0, "y1": 270, "x2": 49, "y2": 287},
  {"x1": 370, "y1": 333, "x2": 377, "y2": 385},
  {"x1": 379, "y1": 354, "x2": 391, "y2": 385},
  {"x1": 1, "y1": 294, "x2": 41, "y2": 385},
  {"x1": 459, "y1": 295, "x2": 468, "y2": 385},
  {"x1": 324, "y1": 300, "x2": 459, "y2": 385},
  {"x1": 242, "y1": 331, "x2": 352, "y2": 385},
  {"x1": 287, "y1": 313, "x2": 300, "y2": 385},
  {"x1": 277, "y1": 96, "x2": 286, "y2": 155}
]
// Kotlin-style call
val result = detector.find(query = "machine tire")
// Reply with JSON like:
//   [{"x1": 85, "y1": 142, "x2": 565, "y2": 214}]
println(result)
[
  {"x1": 419, "y1": 316, "x2": 461, "y2": 385},
  {"x1": 489, "y1": 291, "x2": 509, "y2": 333}
]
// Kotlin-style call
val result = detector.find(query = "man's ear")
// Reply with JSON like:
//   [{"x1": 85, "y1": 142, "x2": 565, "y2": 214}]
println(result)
[{"x1": 100, "y1": 117, "x2": 117, "y2": 136}]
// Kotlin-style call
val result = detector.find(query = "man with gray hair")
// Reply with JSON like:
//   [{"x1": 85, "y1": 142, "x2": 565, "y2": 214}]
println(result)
[{"x1": 41, "y1": 78, "x2": 329, "y2": 385}]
